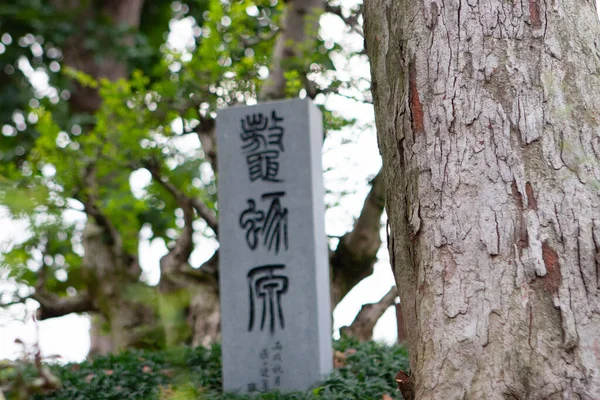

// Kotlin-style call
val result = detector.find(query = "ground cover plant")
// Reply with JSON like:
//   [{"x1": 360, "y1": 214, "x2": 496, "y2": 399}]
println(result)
[{"x1": 3, "y1": 337, "x2": 408, "y2": 400}]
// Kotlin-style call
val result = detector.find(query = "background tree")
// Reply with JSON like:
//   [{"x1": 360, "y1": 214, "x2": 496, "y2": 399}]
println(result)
[
  {"x1": 365, "y1": 0, "x2": 600, "y2": 397},
  {"x1": 0, "y1": 0, "x2": 394, "y2": 355}
]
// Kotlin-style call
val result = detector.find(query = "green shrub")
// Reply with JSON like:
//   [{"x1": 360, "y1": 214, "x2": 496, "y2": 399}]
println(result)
[{"x1": 16, "y1": 338, "x2": 408, "y2": 400}]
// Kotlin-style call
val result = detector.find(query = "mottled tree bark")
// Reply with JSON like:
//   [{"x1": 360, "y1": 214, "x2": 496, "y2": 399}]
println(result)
[{"x1": 366, "y1": 0, "x2": 600, "y2": 397}]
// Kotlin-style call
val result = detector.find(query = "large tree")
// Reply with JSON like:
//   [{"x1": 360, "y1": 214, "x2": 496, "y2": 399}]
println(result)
[
  {"x1": 0, "y1": 0, "x2": 393, "y2": 354},
  {"x1": 365, "y1": 0, "x2": 600, "y2": 397}
]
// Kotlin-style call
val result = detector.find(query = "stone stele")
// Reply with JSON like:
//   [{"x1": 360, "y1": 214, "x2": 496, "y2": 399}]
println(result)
[{"x1": 216, "y1": 98, "x2": 332, "y2": 393}]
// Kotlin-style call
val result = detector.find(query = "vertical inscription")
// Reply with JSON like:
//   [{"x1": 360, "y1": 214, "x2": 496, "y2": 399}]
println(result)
[
  {"x1": 219, "y1": 99, "x2": 332, "y2": 393},
  {"x1": 237, "y1": 111, "x2": 291, "y2": 390},
  {"x1": 240, "y1": 111, "x2": 285, "y2": 182},
  {"x1": 247, "y1": 341, "x2": 285, "y2": 392}
]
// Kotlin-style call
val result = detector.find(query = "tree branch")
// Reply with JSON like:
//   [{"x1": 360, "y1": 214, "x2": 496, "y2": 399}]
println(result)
[
  {"x1": 145, "y1": 164, "x2": 195, "y2": 266},
  {"x1": 0, "y1": 295, "x2": 33, "y2": 308},
  {"x1": 190, "y1": 198, "x2": 219, "y2": 237},
  {"x1": 165, "y1": 249, "x2": 219, "y2": 287},
  {"x1": 0, "y1": 234, "x2": 96, "y2": 319},
  {"x1": 330, "y1": 169, "x2": 385, "y2": 307},
  {"x1": 76, "y1": 164, "x2": 125, "y2": 257},
  {"x1": 314, "y1": 85, "x2": 373, "y2": 104},
  {"x1": 32, "y1": 290, "x2": 95, "y2": 320},
  {"x1": 197, "y1": 249, "x2": 219, "y2": 280},
  {"x1": 340, "y1": 286, "x2": 397, "y2": 341},
  {"x1": 162, "y1": 200, "x2": 195, "y2": 272},
  {"x1": 145, "y1": 160, "x2": 219, "y2": 238},
  {"x1": 195, "y1": 117, "x2": 218, "y2": 175},
  {"x1": 324, "y1": 3, "x2": 364, "y2": 37}
]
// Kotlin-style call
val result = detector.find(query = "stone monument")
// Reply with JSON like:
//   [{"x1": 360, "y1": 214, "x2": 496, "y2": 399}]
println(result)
[{"x1": 217, "y1": 98, "x2": 332, "y2": 393}]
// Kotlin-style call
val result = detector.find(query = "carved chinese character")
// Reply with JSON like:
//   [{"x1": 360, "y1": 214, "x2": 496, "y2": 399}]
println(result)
[
  {"x1": 260, "y1": 348, "x2": 269, "y2": 360},
  {"x1": 239, "y1": 192, "x2": 288, "y2": 253},
  {"x1": 240, "y1": 111, "x2": 285, "y2": 182},
  {"x1": 247, "y1": 264, "x2": 289, "y2": 334}
]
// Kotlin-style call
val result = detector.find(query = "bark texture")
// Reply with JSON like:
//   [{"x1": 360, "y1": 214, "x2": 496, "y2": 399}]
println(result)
[{"x1": 365, "y1": 0, "x2": 600, "y2": 397}]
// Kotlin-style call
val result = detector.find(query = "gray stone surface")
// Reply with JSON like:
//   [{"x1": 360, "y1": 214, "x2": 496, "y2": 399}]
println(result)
[{"x1": 216, "y1": 98, "x2": 332, "y2": 393}]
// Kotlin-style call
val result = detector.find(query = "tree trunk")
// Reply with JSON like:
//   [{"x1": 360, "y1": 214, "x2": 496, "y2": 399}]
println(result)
[
  {"x1": 82, "y1": 211, "x2": 157, "y2": 355},
  {"x1": 365, "y1": 0, "x2": 600, "y2": 397},
  {"x1": 260, "y1": 0, "x2": 324, "y2": 101},
  {"x1": 52, "y1": 0, "x2": 157, "y2": 355}
]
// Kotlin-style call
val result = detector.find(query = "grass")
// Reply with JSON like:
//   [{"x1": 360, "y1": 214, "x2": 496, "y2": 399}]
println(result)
[{"x1": 6, "y1": 337, "x2": 409, "y2": 400}]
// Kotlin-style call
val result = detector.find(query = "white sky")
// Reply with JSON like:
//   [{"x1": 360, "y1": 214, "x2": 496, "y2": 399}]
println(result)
[{"x1": 0, "y1": 1, "x2": 398, "y2": 362}]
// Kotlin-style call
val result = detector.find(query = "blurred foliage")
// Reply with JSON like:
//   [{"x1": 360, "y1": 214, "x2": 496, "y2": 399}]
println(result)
[
  {"x1": 0, "y1": 0, "x2": 372, "y2": 356},
  {"x1": 0, "y1": 0, "x2": 365, "y2": 292},
  {"x1": 2, "y1": 337, "x2": 409, "y2": 400}
]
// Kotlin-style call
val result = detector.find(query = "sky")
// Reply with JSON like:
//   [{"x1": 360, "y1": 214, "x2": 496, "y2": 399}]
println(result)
[{"x1": 0, "y1": 0, "x2": 398, "y2": 362}]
